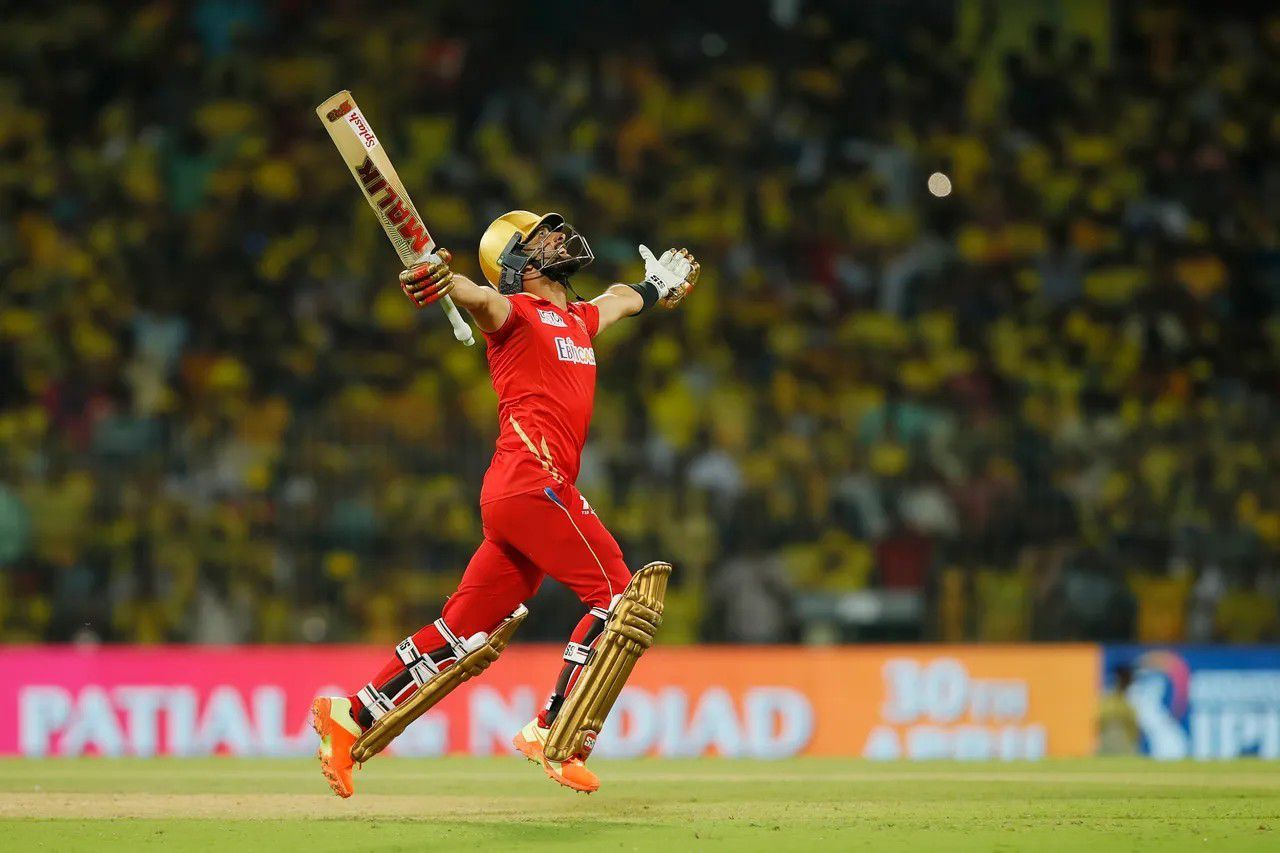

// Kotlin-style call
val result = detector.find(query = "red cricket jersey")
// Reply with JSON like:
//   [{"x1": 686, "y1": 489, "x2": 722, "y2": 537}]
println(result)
[{"x1": 480, "y1": 292, "x2": 601, "y2": 504}]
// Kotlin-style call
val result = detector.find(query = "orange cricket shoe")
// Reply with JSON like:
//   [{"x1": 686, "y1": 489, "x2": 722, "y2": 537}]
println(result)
[
  {"x1": 512, "y1": 718, "x2": 600, "y2": 794},
  {"x1": 311, "y1": 696, "x2": 361, "y2": 798}
]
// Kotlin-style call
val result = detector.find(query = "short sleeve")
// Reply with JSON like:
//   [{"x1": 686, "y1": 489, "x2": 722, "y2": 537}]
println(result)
[
  {"x1": 483, "y1": 295, "x2": 527, "y2": 346},
  {"x1": 571, "y1": 301, "x2": 601, "y2": 338}
]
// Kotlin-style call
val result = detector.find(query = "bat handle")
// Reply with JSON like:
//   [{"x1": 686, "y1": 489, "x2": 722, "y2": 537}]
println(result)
[
  {"x1": 418, "y1": 250, "x2": 475, "y2": 347},
  {"x1": 440, "y1": 295, "x2": 475, "y2": 347}
]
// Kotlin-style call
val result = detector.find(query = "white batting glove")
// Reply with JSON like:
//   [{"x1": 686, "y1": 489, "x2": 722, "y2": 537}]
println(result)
[{"x1": 638, "y1": 245, "x2": 693, "y2": 300}]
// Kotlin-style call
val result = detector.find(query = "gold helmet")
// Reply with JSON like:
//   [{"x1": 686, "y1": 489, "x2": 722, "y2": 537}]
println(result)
[{"x1": 478, "y1": 210, "x2": 594, "y2": 295}]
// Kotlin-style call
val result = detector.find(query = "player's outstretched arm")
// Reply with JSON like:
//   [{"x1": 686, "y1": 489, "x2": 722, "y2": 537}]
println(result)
[
  {"x1": 591, "y1": 245, "x2": 700, "y2": 336},
  {"x1": 591, "y1": 284, "x2": 645, "y2": 333},
  {"x1": 400, "y1": 250, "x2": 511, "y2": 333}
]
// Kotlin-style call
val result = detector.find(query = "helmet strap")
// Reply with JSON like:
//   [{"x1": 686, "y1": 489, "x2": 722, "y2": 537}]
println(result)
[
  {"x1": 519, "y1": 268, "x2": 585, "y2": 302},
  {"x1": 558, "y1": 275, "x2": 586, "y2": 302}
]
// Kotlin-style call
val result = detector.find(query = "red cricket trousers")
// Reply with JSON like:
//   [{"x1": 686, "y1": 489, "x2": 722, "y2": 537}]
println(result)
[
  {"x1": 444, "y1": 481, "x2": 632, "y2": 636},
  {"x1": 349, "y1": 481, "x2": 631, "y2": 723}
]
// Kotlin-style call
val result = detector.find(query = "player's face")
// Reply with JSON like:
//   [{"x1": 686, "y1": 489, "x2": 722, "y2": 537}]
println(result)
[
  {"x1": 526, "y1": 227, "x2": 572, "y2": 262},
  {"x1": 522, "y1": 218, "x2": 594, "y2": 281}
]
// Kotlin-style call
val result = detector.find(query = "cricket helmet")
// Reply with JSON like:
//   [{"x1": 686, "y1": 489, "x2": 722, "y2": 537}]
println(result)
[{"x1": 478, "y1": 210, "x2": 594, "y2": 295}]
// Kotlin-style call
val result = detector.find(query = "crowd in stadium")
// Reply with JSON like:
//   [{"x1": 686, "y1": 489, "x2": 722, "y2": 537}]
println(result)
[{"x1": 2, "y1": 2, "x2": 1278, "y2": 645}]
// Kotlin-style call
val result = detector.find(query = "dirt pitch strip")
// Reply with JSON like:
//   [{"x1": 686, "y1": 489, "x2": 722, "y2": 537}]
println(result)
[{"x1": 1, "y1": 757, "x2": 1277, "y2": 851}]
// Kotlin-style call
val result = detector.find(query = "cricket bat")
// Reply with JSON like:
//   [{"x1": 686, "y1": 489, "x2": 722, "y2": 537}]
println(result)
[{"x1": 316, "y1": 90, "x2": 475, "y2": 346}]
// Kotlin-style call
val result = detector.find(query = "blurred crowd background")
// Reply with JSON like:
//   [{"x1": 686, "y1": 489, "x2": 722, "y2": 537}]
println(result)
[{"x1": 3, "y1": 0, "x2": 1279, "y2": 646}]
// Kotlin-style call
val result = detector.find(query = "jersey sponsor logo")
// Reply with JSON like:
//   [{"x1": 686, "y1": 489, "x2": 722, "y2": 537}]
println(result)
[
  {"x1": 537, "y1": 309, "x2": 568, "y2": 328},
  {"x1": 554, "y1": 336, "x2": 596, "y2": 366}
]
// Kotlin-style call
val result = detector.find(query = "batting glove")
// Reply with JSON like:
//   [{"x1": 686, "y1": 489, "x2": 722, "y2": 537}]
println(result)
[
  {"x1": 400, "y1": 249, "x2": 456, "y2": 308},
  {"x1": 638, "y1": 245, "x2": 699, "y2": 308}
]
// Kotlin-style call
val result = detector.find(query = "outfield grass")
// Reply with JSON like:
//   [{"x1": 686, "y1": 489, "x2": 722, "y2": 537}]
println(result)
[{"x1": 1, "y1": 757, "x2": 1277, "y2": 851}]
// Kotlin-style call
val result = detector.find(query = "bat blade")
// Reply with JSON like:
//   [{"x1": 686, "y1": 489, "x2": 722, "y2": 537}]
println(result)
[{"x1": 317, "y1": 90, "x2": 474, "y2": 345}]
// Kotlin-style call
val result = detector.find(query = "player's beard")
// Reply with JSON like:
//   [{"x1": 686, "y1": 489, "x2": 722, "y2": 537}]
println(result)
[{"x1": 531, "y1": 223, "x2": 594, "y2": 282}]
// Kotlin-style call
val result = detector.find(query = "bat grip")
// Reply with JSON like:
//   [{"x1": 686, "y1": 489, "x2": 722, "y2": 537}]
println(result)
[
  {"x1": 440, "y1": 295, "x2": 475, "y2": 347},
  {"x1": 416, "y1": 250, "x2": 474, "y2": 347}
]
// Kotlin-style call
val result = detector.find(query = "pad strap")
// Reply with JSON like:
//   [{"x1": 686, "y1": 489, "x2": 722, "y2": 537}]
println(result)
[
  {"x1": 563, "y1": 604, "x2": 606, "y2": 666},
  {"x1": 395, "y1": 635, "x2": 442, "y2": 687},
  {"x1": 540, "y1": 605, "x2": 613, "y2": 727},
  {"x1": 357, "y1": 683, "x2": 395, "y2": 721},
  {"x1": 563, "y1": 642, "x2": 595, "y2": 666},
  {"x1": 433, "y1": 617, "x2": 470, "y2": 659}
]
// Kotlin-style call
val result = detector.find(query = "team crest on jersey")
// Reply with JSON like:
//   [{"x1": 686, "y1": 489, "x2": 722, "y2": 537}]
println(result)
[
  {"x1": 537, "y1": 309, "x2": 568, "y2": 328},
  {"x1": 554, "y1": 336, "x2": 596, "y2": 366}
]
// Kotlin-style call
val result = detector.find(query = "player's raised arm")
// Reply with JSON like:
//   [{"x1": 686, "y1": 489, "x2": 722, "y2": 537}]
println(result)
[
  {"x1": 591, "y1": 245, "x2": 701, "y2": 335},
  {"x1": 399, "y1": 249, "x2": 512, "y2": 333}
]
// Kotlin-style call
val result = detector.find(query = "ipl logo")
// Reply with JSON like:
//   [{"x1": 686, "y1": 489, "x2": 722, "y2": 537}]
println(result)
[
  {"x1": 1126, "y1": 651, "x2": 1193, "y2": 759},
  {"x1": 1124, "y1": 648, "x2": 1280, "y2": 759}
]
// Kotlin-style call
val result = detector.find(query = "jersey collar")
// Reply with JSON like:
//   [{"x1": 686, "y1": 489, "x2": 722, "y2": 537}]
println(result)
[{"x1": 518, "y1": 292, "x2": 572, "y2": 314}]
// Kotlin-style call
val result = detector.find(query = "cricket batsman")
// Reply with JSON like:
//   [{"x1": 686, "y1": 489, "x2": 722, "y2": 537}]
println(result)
[{"x1": 310, "y1": 210, "x2": 698, "y2": 796}]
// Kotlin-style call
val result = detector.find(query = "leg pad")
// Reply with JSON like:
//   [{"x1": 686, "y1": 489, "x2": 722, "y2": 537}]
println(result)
[
  {"x1": 350, "y1": 605, "x2": 527, "y2": 763},
  {"x1": 543, "y1": 561, "x2": 671, "y2": 762}
]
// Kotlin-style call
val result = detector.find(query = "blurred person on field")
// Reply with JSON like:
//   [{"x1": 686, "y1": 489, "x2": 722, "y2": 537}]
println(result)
[{"x1": 1097, "y1": 664, "x2": 1140, "y2": 756}]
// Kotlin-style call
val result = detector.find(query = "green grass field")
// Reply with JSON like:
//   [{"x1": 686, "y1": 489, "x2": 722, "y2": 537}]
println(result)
[{"x1": 1, "y1": 757, "x2": 1277, "y2": 851}]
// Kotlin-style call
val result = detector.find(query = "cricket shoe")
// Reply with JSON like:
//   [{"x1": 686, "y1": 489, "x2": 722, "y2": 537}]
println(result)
[
  {"x1": 512, "y1": 717, "x2": 547, "y2": 764},
  {"x1": 511, "y1": 718, "x2": 600, "y2": 794},
  {"x1": 311, "y1": 696, "x2": 361, "y2": 798}
]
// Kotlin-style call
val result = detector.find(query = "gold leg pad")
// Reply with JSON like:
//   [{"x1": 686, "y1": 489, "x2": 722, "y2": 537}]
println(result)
[
  {"x1": 350, "y1": 605, "x2": 527, "y2": 763},
  {"x1": 543, "y1": 561, "x2": 671, "y2": 762}
]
